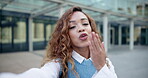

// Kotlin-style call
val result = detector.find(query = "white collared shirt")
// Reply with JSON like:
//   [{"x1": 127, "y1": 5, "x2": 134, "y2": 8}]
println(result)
[
  {"x1": 0, "y1": 51, "x2": 117, "y2": 78},
  {"x1": 72, "y1": 50, "x2": 117, "y2": 78}
]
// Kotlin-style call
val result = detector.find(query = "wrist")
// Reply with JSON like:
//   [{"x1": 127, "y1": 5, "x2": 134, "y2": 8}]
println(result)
[{"x1": 96, "y1": 64, "x2": 105, "y2": 71}]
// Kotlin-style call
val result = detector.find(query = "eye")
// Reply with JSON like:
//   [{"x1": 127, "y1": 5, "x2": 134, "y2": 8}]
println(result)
[
  {"x1": 83, "y1": 23, "x2": 89, "y2": 26},
  {"x1": 69, "y1": 26, "x2": 76, "y2": 29}
]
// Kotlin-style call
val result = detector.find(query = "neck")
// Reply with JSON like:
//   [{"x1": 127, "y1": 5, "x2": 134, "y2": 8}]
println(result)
[{"x1": 73, "y1": 46, "x2": 90, "y2": 59}]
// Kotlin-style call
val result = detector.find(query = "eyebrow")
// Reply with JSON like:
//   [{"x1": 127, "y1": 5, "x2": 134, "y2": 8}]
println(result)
[{"x1": 69, "y1": 18, "x2": 88, "y2": 23}]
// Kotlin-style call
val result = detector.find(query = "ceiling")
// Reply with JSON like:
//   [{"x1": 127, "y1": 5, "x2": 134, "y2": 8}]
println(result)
[{"x1": 0, "y1": 0, "x2": 148, "y2": 26}]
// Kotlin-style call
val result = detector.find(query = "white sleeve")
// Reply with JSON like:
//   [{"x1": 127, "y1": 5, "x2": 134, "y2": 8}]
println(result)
[
  {"x1": 92, "y1": 58, "x2": 117, "y2": 78},
  {"x1": 0, "y1": 60, "x2": 61, "y2": 78}
]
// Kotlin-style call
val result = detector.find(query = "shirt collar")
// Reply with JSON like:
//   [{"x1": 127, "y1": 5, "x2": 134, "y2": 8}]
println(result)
[{"x1": 72, "y1": 50, "x2": 92, "y2": 64}]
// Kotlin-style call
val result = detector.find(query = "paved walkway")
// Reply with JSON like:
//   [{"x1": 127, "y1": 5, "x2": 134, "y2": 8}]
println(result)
[
  {"x1": 108, "y1": 45, "x2": 148, "y2": 78},
  {"x1": 0, "y1": 45, "x2": 148, "y2": 78}
]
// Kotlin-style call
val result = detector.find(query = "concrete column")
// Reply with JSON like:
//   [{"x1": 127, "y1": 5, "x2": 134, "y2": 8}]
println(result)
[
  {"x1": 108, "y1": 23, "x2": 111, "y2": 49},
  {"x1": 103, "y1": 14, "x2": 108, "y2": 52},
  {"x1": 110, "y1": 27, "x2": 115, "y2": 45},
  {"x1": 130, "y1": 19, "x2": 134, "y2": 50},
  {"x1": 29, "y1": 17, "x2": 33, "y2": 52},
  {"x1": 118, "y1": 25, "x2": 122, "y2": 46}
]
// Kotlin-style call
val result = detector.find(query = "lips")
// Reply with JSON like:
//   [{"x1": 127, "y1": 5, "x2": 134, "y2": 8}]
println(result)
[{"x1": 79, "y1": 33, "x2": 88, "y2": 40}]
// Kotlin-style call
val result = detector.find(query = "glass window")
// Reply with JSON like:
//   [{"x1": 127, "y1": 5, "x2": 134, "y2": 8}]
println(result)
[
  {"x1": 0, "y1": 16, "x2": 12, "y2": 44},
  {"x1": 1, "y1": 27, "x2": 12, "y2": 44},
  {"x1": 33, "y1": 22, "x2": 44, "y2": 42},
  {"x1": 14, "y1": 21, "x2": 26, "y2": 43},
  {"x1": 46, "y1": 24, "x2": 51, "y2": 40},
  {"x1": 0, "y1": 15, "x2": 28, "y2": 52}
]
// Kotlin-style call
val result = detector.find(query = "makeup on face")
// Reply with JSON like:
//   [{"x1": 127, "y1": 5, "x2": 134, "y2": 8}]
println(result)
[
  {"x1": 69, "y1": 18, "x2": 89, "y2": 30},
  {"x1": 68, "y1": 12, "x2": 92, "y2": 48},
  {"x1": 79, "y1": 33, "x2": 88, "y2": 41}
]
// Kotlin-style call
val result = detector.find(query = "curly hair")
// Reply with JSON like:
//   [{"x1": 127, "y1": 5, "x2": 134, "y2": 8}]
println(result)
[{"x1": 42, "y1": 6, "x2": 101, "y2": 78}]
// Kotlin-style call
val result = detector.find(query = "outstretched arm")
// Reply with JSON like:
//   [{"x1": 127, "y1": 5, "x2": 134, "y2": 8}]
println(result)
[{"x1": 0, "y1": 60, "x2": 61, "y2": 78}]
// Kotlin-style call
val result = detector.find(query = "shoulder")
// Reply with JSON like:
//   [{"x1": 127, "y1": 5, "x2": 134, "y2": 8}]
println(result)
[{"x1": 41, "y1": 59, "x2": 61, "y2": 70}]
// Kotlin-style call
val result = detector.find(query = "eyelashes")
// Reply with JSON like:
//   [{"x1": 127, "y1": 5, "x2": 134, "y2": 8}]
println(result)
[
  {"x1": 83, "y1": 23, "x2": 88, "y2": 26},
  {"x1": 69, "y1": 23, "x2": 89, "y2": 29},
  {"x1": 69, "y1": 26, "x2": 76, "y2": 29}
]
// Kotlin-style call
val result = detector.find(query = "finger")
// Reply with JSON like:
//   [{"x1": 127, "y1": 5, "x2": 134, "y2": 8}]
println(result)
[
  {"x1": 100, "y1": 41, "x2": 105, "y2": 52},
  {"x1": 95, "y1": 34, "x2": 105, "y2": 52},
  {"x1": 101, "y1": 42, "x2": 105, "y2": 49},
  {"x1": 90, "y1": 32, "x2": 96, "y2": 50},
  {"x1": 88, "y1": 41, "x2": 93, "y2": 57},
  {"x1": 88, "y1": 32, "x2": 92, "y2": 42},
  {"x1": 93, "y1": 33, "x2": 101, "y2": 52},
  {"x1": 95, "y1": 34, "x2": 102, "y2": 48},
  {"x1": 96, "y1": 34, "x2": 106, "y2": 55},
  {"x1": 96, "y1": 34, "x2": 105, "y2": 51}
]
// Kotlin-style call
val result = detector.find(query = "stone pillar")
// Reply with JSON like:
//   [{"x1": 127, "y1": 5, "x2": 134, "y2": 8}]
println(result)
[
  {"x1": 103, "y1": 14, "x2": 108, "y2": 52},
  {"x1": 118, "y1": 25, "x2": 122, "y2": 46},
  {"x1": 130, "y1": 19, "x2": 134, "y2": 50},
  {"x1": 29, "y1": 17, "x2": 33, "y2": 52}
]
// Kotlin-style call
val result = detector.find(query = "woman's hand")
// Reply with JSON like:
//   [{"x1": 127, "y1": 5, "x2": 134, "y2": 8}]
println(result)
[{"x1": 88, "y1": 32, "x2": 106, "y2": 71}]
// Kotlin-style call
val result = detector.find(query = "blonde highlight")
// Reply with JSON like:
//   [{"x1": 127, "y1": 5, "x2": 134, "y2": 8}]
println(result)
[{"x1": 42, "y1": 6, "x2": 101, "y2": 78}]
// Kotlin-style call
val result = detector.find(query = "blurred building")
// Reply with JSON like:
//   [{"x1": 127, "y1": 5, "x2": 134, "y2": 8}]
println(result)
[{"x1": 0, "y1": 0, "x2": 148, "y2": 53}]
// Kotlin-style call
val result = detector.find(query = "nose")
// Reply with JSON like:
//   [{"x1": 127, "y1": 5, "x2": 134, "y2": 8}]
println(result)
[{"x1": 78, "y1": 26, "x2": 85, "y2": 32}]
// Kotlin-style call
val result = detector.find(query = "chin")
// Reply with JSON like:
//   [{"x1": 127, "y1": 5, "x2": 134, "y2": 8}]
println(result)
[
  {"x1": 78, "y1": 43, "x2": 89, "y2": 48},
  {"x1": 73, "y1": 41, "x2": 89, "y2": 48}
]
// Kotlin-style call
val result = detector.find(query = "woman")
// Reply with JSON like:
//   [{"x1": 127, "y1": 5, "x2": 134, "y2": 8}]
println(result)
[{"x1": 0, "y1": 6, "x2": 117, "y2": 78}]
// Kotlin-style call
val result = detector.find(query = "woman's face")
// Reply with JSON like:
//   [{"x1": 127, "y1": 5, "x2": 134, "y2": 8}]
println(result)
[{"x1": 69, "y1": 11, "x2": 92, "y2": 48}]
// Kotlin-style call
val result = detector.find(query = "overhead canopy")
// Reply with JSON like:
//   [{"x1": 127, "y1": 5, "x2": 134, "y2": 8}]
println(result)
[{"x1": 0, "y1": 0, "x2": 148, "y2": 26}]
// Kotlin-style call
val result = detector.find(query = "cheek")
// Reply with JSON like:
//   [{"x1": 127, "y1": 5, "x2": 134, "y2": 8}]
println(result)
[
  {"x1": 69, "y1": 31, "x2": 77, "y2": 42},
  {"x1": 69, "y1": 32, "x2": 80, "y2": 47},
  {"x1": 87, "y1": 25, "x2": 92, "y2": 33}
]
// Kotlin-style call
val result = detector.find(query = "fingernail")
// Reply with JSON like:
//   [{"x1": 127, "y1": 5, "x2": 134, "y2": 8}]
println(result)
[
  {"x1": 92, "y1": 32, "x2": 95, "y2": 35},
  {"x1": 91, "y1": 32, "x2": 94, "y2": 39}
]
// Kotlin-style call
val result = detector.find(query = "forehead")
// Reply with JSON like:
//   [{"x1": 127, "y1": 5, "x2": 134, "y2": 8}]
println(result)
[{"x1": 70, "y1": 11, "x2": 88, "y2": 21}]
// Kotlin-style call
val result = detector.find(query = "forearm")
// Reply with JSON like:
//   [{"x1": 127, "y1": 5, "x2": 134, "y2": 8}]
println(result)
[{"x1": 92, "y1": 58, "x2": 117, "y2": 78}]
